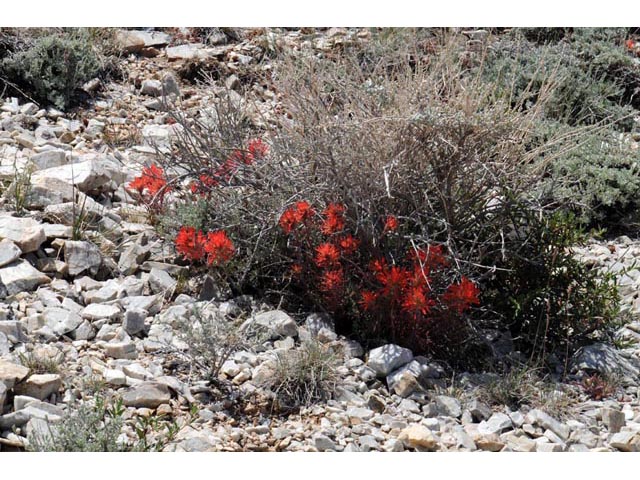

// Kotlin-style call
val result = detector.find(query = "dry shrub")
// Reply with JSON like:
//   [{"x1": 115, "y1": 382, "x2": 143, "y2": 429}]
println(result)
[{"x1": 156, "y1": 31, "x2": 619, "y2": 367}]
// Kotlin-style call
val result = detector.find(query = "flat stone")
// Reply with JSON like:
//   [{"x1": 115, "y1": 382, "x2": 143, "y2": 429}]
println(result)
[
  {"x1": 0, "y1": 217, "x2": 45, "y2": 253},
  {"x1": 0, "y1": 239, "x2": 21, "y2": 267},
  {"x1": 14, "y1": 374, "x2": 62, "y2": 400},
  {"x1": 367, "y1": 344, "x2": 413, "y2": 377},
  {"x1": 122, "y1": 381, "x2": 171, "y2": 408},
  {"x1": 468, "y1": 399, "x2": 492, "y2": 422},
  {"x1": 501, "y1": 432, "x2": 536, "y2": 452},
  {"x1": 104, "y1": 341, "x2": 137, "y2": 360},
  {"x1": 0, "y1": 260, "x2": 51, "y2": 297},
  {"x1": 30, "y1": 158, "x2": 123, "y2": 194},
  {"x1": 30, "y1": 149, "x2": 67, "y2": 170},
  {"x1": 571, "y1": 343, "x2": 640, "y2": 381},
  {"x1": 81, "y1": 303, "x2": 121, "y2": 321},
  {"x1": 104, "y1": 368, "x2": 127, "y2": 386},
  {"x1": 0, "y1": 320, "x2": 27, "y2": 342}
]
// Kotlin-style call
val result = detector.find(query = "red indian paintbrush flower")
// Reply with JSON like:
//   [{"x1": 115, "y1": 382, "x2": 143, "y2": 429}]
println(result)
[
  {"x1": 338, "y1": 234, "x2": 359, "y2": 255},
  {"x1": 204, "y1": 230, "x2": 235, "y2": 266},
  {"x1": 128, "y1": 164, "x2": 170, "y2": 197},
  {"x1": 443, "y1": 276, "x2": 480, "y2": 313},
  {"x1": 321, "y1": 203, "x2": 346, "y2": 235},
  {"x1": 175, "y1": 226, "x2": 206, "y2": 262},
  {"x1": 402, "y1": 286, "x2": 436, "y2": 316},
  {"x1": 315, "y1": 242, "x2": 341, "y2": 268},
  {"x1": 279, "y1": 200, "x2": 316, "y2": 234},
  {"x1": 319, "y1": 268, "x2": 344, "y2": 293},
  {"x1": 383, "y1": 215, "x2": 398, "y2": 233}
]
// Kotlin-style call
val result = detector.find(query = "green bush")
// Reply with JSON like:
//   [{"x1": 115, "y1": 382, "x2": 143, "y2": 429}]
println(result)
[
  {"x1": 485, "y1": 210, "x2": 619, "y2": 363},
  {"x1": 1, "y1": 30, "x2": 103, "y2": 109},
  {"x1": 482, "y1": 28, "x2": 637, "y2": 131},
  {"x1": 535, "y1": 123, "x2": 640, "y2": 228}
]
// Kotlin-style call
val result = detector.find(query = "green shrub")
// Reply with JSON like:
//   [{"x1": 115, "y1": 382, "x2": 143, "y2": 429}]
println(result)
[
  {"x1": 535, "y1": 123, "x2": 640, "y2": 228},
  {"x1": 486, "y1": 210, "x2": 619, "y2": 363},
  {"x1": 1, "y1": 30, "x2": 103, "y2": 109},
  {"x1": 482, "y1": 28, "x2": 637, "y2": 131}
]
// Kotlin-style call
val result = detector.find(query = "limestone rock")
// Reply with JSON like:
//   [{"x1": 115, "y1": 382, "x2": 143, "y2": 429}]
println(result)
[
  {"x1": 64, "y1": 241, "x2": 102, "y2": 276},
  {"x1": 367, "y1": 344, "x2": 413, "y2": 377},
  {"x1": 0, "y1": 360, "x2": 30, "y2": 389},
  {"x1": 0, "y1": 239, "x2": 21, "y2": 267},
  {"x1": 0, "y1": 216, "x2": 45, "y2": 253},
  {"x1": 122, "y1": 381, "x2": 171, "y2": 408},
  {"x1": 14, "y1": 374, "x2": 62, "y2": 401},
  {"x1": 398, "y1": 425, "x2": 438, "y2": 450},
  {"x1": 0, "y1": 260, "x2": 51, "y2": 297}
]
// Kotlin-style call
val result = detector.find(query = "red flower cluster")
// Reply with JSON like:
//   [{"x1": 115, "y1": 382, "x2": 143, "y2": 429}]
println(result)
[
  {"x1": 175, "y1": 226, "x2": 235, "y2": 266},
  {"x1": 321, "y1": 203, "x2": 346, "y2": 235},
  {"x1": 384, "y1": 215, "x2": 398, "y2": 233},
  {"x1": 190, "y1": 138, "x2": 269, "y2": 195},
  {"x1": 442, "y1": 276, "x2": 481, "y2": 313},
  {"x1": 279, "y1": 201, "x2": 316, "y2": 234},
  {"x1": 128, "y1": 164, "x2": 170, "y2": 201}
]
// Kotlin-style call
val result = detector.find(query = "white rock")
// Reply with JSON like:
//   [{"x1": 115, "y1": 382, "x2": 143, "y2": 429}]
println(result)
[
  {"x1": 0, "y1": 238, "x2": 21, "y2": 267},
  {"x1": 367, "y1": 344, "x2": 413, "y2": 377},
  {"x1": 0, "y1": 260, "x2": 51, "y2": 297},
  {"x1": 0, "y1": 216, "x2": 45, "y2": 253}
]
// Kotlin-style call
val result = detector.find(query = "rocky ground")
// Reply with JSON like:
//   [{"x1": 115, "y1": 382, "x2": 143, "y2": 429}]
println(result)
[{"x1": 2, "y1": 28, "x2": 640, "y2": 452}]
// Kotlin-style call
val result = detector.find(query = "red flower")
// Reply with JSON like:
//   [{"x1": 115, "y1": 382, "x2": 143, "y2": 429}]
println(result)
[
  {"x1": 369, "y1": 257, "x2": 387, "y2": 275},
  {"x1": 203, "y1": 230, "x2": 235, "y2": 266},
  {"x1": 278, "y1": 200, "x2": 316, "y2": 234},
  {"x1": 412, "y1": 244, "x2": 449, "y2": 272},
  {"x1": 401, "y1": 286, "x2": 435, "y2": 316},
  {"x1": 175, "y1": 226, "x2": 206, "y2": 262},
  {"x1": 443, "y1": 276, "x2": 480, "y2": 313},
  {"x1": 626, "y1": 39, "x2": 636, "y2": 51},
  {"x1": 319, "y1": 268, "x2": 344, "y2": 293},
  {"x1": 321, "y1": 203, "x2": 346, "y2": 235},
  {"x1": 359, "y1": 290, "x2": 379, "y2": 312},
  {"x1": 338, "y1": 235, "x2": 359, "y2": 255},
  {"x1": 248, "y1": 138, "x2": 269, "y2": 160},
  {"x1": 383, "y1": 215, "x2": 398, "y2": 233},
  {"x1": 377, "y1": 265, "x2": 409, "y2": 298},
  {"x1": 315, "y1": 242, "x2": 341, "y2": 268},
  {"x1": 290, "y1": 263, "x2": 303, "y2": 276},
  {"x1": 128, "y1": 164, "x2": 169, "y2": 197}
]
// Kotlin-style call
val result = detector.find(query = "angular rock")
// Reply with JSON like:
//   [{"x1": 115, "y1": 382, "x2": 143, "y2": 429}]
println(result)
[
  {"x1": 43, "y1": 307, "x2": 83, "y2": 336},
  {"x1": 64, "y1": 241, "x2": 102, "y2": 276},
  {"x1": 0, "y1": 381, "x2": 6, "y2": 408},
  {"x1": 104, "y1": 341, "x2": 137, "y2": 360},
  {"x1": 123, "y1": 308, "x2": 147, "y2": 336},
  {"x1": 0, "y1": 216, "x2": 45, "y2": 253},
  {"x1": 15, "y1": 374, "x2": 62, "y2": 401},
  {"x1": 122, "y1": 381, "x2": 171, "y2": 408},
  {"x1": 398, "y1": 425, "x2": 438, "y2": 450},
  {"x1": 571, "y1": 343, "x2": 640, "y2": 381},
  {"x1": 149, "y1": 268, "x2": 177, "y2": 293},
  {"x1": 30, "y1": 158, "x2": 123, "y2": 194},
  {"x1": 0, "y1": 239, "x2": 21, "y2": 267},
  {"x1": 0, "y1": 260, "x2": 51, "y2": 297},
  {"x1": 305, "y1": 313, "x2": 335, "y2": 337},
  {"x1": 0, "y1": 360, "x2": 30, "y2": 389},
  {"x1": 30, "y1": 149, "x2": 67, "y2": 170},
  {"x1": 525, "y1": 409, "x2": 570, "y2": 441},
  {"x1": 81, "y1": 303, "x2": 121, "y2": 321},
  {"x1": 610, "y1": 431, "x2": 640, "y2": 452},
  {"x1": 468, "y1": 399, "x2": 492, "y2": 422},
  {"x1": 602, "y1": 408, "x2": 626, "y2": 434},
  {"x1": 251, "y1": 310, "x2": 298, "y2": 339},
  {"x1": 367, "y1": 344, "x2": 413, "y2": 377},
  {"x1": 478, "y1": 413, "x2": 513, "y2": 435},
  {"x1": 435, "y1": 395, "x2": 462, "y2": 418}
]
